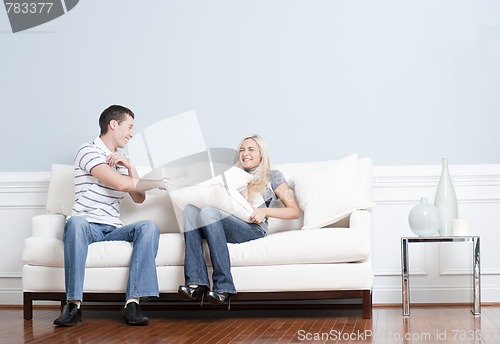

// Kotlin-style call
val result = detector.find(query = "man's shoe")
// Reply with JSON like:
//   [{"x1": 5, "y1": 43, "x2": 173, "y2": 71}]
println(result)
[
  {"x1": 53, "y1": 303, "x2": 81, "y2": 327},
  {"x1": 121, "y1": 302, "x2": 149, "y2": 326}
]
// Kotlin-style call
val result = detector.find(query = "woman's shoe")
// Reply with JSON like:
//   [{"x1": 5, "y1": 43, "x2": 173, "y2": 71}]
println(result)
[
  {"x1": 206, "y1": 291, "x2": 234, "y2": 310},
  {"x1": 178, "y1": 285, "x2": 208, "y2": 306}
]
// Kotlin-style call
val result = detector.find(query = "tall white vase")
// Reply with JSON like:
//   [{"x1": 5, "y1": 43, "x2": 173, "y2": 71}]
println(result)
[{"x1": 434, "y1": 157, "x2": 458, "y2": 236}]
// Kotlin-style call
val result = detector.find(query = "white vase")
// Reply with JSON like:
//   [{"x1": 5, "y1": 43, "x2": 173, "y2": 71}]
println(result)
[
  {"x1": 434, "y1": 157, "x2": 458, "y2": 236},
  {"x1": 408, "y1": 197, "x2": 440, "y2": 237}
]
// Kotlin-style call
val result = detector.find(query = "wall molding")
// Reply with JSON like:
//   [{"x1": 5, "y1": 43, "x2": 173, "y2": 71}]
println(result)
[
  {"x1": 0, "y1": 171, "x2": 50, "y2": 189},
  {"x1": 373, "y1": 164, "x2": 500, "y2": 204},
  {"x1": 0, "y1": 273, "x2": 22, "y2": 278}
]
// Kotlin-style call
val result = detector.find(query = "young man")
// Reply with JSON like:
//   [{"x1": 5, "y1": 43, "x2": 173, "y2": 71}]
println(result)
[{"x1": 54, "y1": 105, "x2": 167, "y2": 327}]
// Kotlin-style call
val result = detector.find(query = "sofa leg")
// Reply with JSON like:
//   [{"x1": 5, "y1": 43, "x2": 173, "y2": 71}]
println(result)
[
  {"x1": 23, "y1": 292, "x2": 33, "y2": 320},
  {"x1": 362, "y1": 290, "x2": 372, "y2": 319}
]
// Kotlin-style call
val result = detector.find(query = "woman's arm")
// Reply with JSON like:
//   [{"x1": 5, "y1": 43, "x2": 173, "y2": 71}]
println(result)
[{"x1": 250, "y1": 183, "x2": 300, "y2": 224}]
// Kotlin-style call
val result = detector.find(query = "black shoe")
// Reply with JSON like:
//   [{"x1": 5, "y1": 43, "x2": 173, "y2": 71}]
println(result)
[
  {"x1": 121, "y1": 302, "x2": 149, "y2": 326},
  {"x1": 178, "y1": 285, "x2": 208, "y2": 305},
  {"x1": 53, "y1": 303, "x2": 81, "y2": 327},
  {"x1": 206, "y1": 291, "x2": 234, "y2": 310}
]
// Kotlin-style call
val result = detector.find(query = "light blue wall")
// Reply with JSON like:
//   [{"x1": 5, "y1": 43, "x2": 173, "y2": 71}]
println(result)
[{"x1": 1, "y1": 0, "x2": 499, "y2": 172}]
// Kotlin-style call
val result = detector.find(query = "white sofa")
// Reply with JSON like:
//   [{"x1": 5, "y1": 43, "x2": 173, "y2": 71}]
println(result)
[{"x1": 22, "y1": 154, "x2": 375, "y2": 319}]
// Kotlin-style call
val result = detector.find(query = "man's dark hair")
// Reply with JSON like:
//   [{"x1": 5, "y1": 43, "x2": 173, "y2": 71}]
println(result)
[{"x1": 99, "y1": 105, "x2": 135, "y2": 135}]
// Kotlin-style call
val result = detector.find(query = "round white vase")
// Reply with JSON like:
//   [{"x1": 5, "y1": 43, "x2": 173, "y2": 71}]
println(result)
[{"x1": 408, "y1": 197, "x2": 441, "y2": 237}]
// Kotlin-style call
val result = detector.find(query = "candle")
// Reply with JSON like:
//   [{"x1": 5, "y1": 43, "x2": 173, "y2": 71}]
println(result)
[{"x1": 452, "y1": 219, "x2": 470, "y2": 236}]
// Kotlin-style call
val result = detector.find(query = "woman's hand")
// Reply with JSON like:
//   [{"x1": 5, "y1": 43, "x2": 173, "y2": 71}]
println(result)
[{"x1": 250, "y1": 208, "x2": 268, "y2": 224}]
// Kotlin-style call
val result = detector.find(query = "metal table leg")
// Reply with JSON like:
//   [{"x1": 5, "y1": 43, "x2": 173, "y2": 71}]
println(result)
[
  {"x1": 401, "y1": 237, "x2": 410, "y2": 316},
  {"x1": 472, "y1": 237, "x2": 481, "y2": 316}
]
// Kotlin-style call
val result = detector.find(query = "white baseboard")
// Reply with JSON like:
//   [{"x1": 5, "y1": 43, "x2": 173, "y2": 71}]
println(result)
[{"x1": 0, "y1": 290, "x2": 23, "y2": 305}]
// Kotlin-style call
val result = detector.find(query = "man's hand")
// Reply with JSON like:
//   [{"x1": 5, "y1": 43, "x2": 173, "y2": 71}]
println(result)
[{"x1": 106, "y1": 152, "x2": 132, "y2": 169}]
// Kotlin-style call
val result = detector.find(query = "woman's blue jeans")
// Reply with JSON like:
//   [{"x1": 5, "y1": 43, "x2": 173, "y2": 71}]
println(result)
[
  {"x1": 63, "y1": 216, "x2": 160, "y2": 302},
  {"x1": 183, "y1": 205, "x2": 266, "y2": 294}
]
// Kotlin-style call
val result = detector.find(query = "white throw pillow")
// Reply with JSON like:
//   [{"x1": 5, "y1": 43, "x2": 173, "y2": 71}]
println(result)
[
  {"x1": 169, "y1": 166, "x2": 254, "y2": 228},
  {"x1": 292, "y1": 154, "x2": 374, "y2": 229},
  {"x1": 46, "y1": 164, "x2": 75, "y2": 217}
]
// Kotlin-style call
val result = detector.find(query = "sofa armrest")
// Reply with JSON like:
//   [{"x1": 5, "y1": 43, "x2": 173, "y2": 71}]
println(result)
[
  {"x1": 32, "y1": 214, "x2": 66, "y2": 240},
  {"x1": 349, "y1": 210, "x2": 372, "y2": 232},
  {"x1": 350, "y1": 210, "x2": 373, "y2": 262}
]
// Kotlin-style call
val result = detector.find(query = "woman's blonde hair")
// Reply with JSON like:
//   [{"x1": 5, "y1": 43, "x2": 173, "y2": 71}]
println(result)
[{"x1": 235, "y1": 134, "x2": 272, "y2": 202}]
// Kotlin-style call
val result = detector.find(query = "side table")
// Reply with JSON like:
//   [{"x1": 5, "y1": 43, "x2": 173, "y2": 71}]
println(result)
[{"x1": 401, "y1": 236, "x2": 480, "y2": 316}]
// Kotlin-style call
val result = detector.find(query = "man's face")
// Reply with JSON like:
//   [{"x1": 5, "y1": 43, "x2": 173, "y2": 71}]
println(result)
[{"x1": 112, "y1": 115, "x2": 134, "y2": 149}]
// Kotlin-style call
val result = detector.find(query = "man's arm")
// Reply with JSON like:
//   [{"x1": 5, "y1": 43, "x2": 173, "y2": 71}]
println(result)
[{"x1": 91, "y1": 152, "x2": 166, "y2": 204}]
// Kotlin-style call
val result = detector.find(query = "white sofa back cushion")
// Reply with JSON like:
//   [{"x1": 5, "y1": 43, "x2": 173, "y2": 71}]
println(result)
[
  {"x1": 45, "y1": 154, "x2": 373, "y2": 234},
  {"x1": 45, "y1": 164, "x2": 183, "y2": 233},
  {"x1": 289, "y1": 154, "x2": 374, "y2": 229},
  {"x1": 46, "y1": 164, "x2": 75, "y2": 217}
]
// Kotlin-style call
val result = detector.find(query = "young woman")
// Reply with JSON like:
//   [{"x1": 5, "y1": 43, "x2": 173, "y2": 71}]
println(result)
[{"x1": 178, "y1": 134, "x2": 300, "y2": 308}]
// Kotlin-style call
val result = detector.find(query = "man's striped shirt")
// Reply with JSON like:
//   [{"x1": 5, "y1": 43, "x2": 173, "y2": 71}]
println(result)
[{"x1": 72, "y1": 137, "x2": 128, "y2": 227}]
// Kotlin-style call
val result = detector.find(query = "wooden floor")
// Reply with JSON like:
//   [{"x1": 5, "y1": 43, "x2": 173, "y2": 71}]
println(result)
[{"x1": 2, "y1": 305, "x2": 500, "y2": 344}]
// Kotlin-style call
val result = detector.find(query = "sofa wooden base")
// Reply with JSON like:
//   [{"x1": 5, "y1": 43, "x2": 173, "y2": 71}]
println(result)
[{"x1": 23, "y1": 289, "x2": 372, "y2": 320}]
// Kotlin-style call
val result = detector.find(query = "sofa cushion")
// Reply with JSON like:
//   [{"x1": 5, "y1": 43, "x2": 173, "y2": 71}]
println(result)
[
  {"x1": 46, "y1": 164, "x2": 75, "y2": 217},
  {"x1": 120, "y1": 192, "x2": 181, "y2": 233},
  {"x1": 22, "y1": 233, "x2": 186, "y2": 268},
  {"x1": 228, "y1": 227, "x2": 370, "y2": 266},
  {"x1": 23, "y1": 228, "x2": 369, "y2": 269},
  {"x1": 291, "y1": 154, "x2": 374, "y2": 229},
  {"x1": 45, "y1": 158, "x2": 374, "y2": 235},
  {"x1": 264, "y1": 161, "x2": 339, "y2": 233}
]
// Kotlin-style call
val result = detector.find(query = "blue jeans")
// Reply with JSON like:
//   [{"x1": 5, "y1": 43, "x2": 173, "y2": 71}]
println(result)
[
  {"x1": 63, "y1": 216, "x2": 160, "y2": 302},
  {"x1": 183, "y1": 205, "x2": 266, "y2": 294}
]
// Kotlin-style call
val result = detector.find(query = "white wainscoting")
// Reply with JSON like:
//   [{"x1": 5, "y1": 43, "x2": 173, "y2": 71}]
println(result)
[
  {"x1": 372, "y1": 164, "x2": 500, "y2": 304},
  {"x1": 0, "y1": 171, "x2": 50, "y2": 304},
  {"x1": 1, "y1": 164, "x2": 500, "y2": 305}
]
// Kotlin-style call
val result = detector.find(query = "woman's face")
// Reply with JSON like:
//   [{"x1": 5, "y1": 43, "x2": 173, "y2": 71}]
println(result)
[{"x1": 239, "y1": 138, "x2": 262, "y2": 170}]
